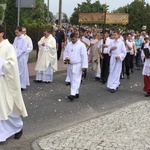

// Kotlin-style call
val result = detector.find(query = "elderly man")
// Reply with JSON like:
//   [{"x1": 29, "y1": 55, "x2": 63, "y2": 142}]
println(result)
[
  {"x1": 0, "y1": 25, "x2": 28, "y2": 142},
  {"x1": 34, "y1": 28, "x2": 57, "y2": 83},
  {"x1": 64, "y1": 32, "x2": 88, "y2": 101}
]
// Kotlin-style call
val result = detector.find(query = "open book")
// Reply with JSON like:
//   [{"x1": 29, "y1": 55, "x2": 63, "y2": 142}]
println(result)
[{"x1": 143, "y1": 48, "x2": 150, "y2": 58}]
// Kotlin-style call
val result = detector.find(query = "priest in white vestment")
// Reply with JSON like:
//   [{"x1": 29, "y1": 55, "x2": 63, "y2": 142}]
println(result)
[
  {"x1": 107, "y1": 31, "x2": 126, "y2": 93},
  {"x1": 35, "y1": 28, "x2": 57, "y2": 82},
  {"x1": 13, "y1": 26, "x2": 28, "y2": 90},
  {"x1": 22, "y1": 27, "x2": 33, "y2": 87},
  {"x1": 0, "y1": 25, "x2": 28, "y2": 142},
  {"x1": 64, "y1": 32, "x2": 88, "y2": 101}
]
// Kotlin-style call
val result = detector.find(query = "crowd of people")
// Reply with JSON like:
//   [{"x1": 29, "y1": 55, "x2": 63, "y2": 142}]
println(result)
[{"x1": 0, "y1": 23, "x2": 150, "y2": 142}]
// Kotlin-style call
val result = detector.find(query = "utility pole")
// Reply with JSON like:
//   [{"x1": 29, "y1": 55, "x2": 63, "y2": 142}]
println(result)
[
  {"x1": 17, "y1": 0, "x2": 20, "y2": 26},
  {"x1": 102, "y1": 4, "x2": 108, "y2": 41},
  {"x1": 78, "y1": 4, "x2": 81, "y2": 36},
  {"x1": 47, "y1": 0, "x2": 50, "y2": 23},
  {"x1": 58, "y1": 0, "x2": 62, "y2": 25}
]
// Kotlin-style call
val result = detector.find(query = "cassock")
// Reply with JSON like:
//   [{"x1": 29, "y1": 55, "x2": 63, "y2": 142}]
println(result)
[
  {"x1": 141, "y1": 43, "x2": 150, "y2": 94},
  {"x1": 64, "y1": 39, "x2": 88, "y2": 96},
  {"x1": 13, "y1": 34, "x2": 28, "y2": 89},
  {"x1": 35, "y1": 34, "x2": 57, "y2": 82},
  {"x1": 0, "y1": 39, "x2": 27, "y2": 142},
  {"x1": 107, "y1": 39, "x2": 126, "y2": 90}
]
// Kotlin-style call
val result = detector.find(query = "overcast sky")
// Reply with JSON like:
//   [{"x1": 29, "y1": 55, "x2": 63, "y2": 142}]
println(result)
[{"x1": 45, "y1": 0, "x2": 150, "y2": 17}]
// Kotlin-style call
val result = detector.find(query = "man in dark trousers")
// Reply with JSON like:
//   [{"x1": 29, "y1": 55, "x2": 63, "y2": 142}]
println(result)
[
  {"x1": 55, "y1": 25, "x2": 65, "y2": 60},
  {"x1": 97, "y1": 30, "x2": 112, "y2": 84}
]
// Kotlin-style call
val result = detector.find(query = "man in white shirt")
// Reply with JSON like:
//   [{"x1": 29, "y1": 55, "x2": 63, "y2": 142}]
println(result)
[
  {"x1": 125, "y1": 34, "x2": 137, "y2": 78},
  {"x1": 64, "y1": 32, "x2": 88, "y2": 101},
  {"x1": 97, "y1": 30, "x2": 112, "y2": 84}
]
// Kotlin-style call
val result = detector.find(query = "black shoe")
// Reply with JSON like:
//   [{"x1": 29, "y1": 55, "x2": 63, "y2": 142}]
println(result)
[
  {"x1": 14, "y1": 129, "x2": 23, "y2": 139},
  {"x1": 68, "y1": 95, "x2": 76, "y2": 101},
  {"x1": 127, "y1": 76, "x2": 130, "y2": 79},
  {"x1": 95, "y1": 77, "x2": 100, "y2": 81},
  {"x1": 75, "y1": 94, "x2": 79, "y2": 98},
  {"x1": 21, "y1": 88, "x2": 24, "y2": 91},
  {"x1": 137, "y1": 67, "x2": 140, "y2": 70},
  {"x1": 102, "y1": 80, "x2": 106, "y2": 84},
  {"x1": 33, "y1": 80, "x2": 42, "y2": 83},
  {"x1": 145, "y1": 92, "x2": 150, "y2": 97},
  {"x1": 131, "y1": 69, "x2": 133, "y2": 73},
  {"x1": 110, "y1": 89, "x2": 115, "y2": 93},
  {"x1": 66, "y1": 82, "x2": 71, "y2": 85}
]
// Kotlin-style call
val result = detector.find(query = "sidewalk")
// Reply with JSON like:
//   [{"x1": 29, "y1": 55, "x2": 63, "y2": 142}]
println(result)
[
  {"x1": 28, "y1": 57, "x2": 67, "y2": 76},
  {"x1": 32, "y1": 100, "x2": 150, "y2": 150}
]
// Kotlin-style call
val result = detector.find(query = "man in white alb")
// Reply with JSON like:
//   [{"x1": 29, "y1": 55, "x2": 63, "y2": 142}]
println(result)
[
  {"x1": 22, "y1": 27, "x2": 33, "y2": 88},
  {"x1": 107, "y1": 31, "x2": 126, "y2": 93},
  {"x1": 13, "y1": 26, "x2": 28, "y2": 91},
  {"x1": 64, "y1": 32, "x2": 88, "y2": 101}
]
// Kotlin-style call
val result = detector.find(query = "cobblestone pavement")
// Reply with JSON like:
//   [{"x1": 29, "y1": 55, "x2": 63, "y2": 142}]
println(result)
[{"x1": 34, "y1": 101, "x2": 150, "y2": 150}]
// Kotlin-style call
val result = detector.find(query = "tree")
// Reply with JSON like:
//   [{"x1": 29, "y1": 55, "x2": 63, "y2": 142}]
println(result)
[
  {"x1": 0, "y1": 0, "x2": 7, "y2": 3},
  {"x1": 115, "y1": 0, "x2": 150, "y2": 32},
  {"x1": 4, "y1": 0, "x2": 18, "y2": 25},
  {"x1": 70, "y1": 0, "x2": 103, "y2": 25}
]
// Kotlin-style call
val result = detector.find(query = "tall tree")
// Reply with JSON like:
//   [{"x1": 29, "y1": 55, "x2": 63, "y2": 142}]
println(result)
[
  {"x1": 4, "y1": 0, "x2": 18, "y2": 25},
  {"x1": 116, "y1": 0, "x2": 150, "y2": 32},
  {"x1": 70, "y1": 0, "x2": 103, "y2": 25}
]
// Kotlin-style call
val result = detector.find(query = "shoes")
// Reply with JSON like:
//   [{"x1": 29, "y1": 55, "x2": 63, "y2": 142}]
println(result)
[
  {"x1": 68, "y1": 94, "x2": 79, "y2": 101},
  {"x1": 14, "y1": 129, "x2": 23, "y2": 139},
  {"x1": 33, "y1": 80, "x2": 42, "y2": 83},
  {"x1": 110, "y1": 89, "x2": 116, "y2": 93},
  {"x1": 95, "y1": 77, "x2": 100, "y2": 81},
  {"x1": 21, "y1": 88, "x2": 24, "y2": 91},
  {"x1": 127, "y1": 76, "x2": 130, "y2": 79},
  {"x1": 75, "y1": 94, "x2": 79, "y2": 98},
  {"x1": 145, "y1": 92, "x2": 150, "y2": 97},
  {"x1": 131, "y1": 69, "x2": 133, "y2": 73},
  {"x1": 137, "y1": 67, "x2": 140, "y2": 70},
  {"x1": 66, "y1": 82, "x2": 71, "y2": 85},
  {"x1": 68, "y1": 95, "x2": 76, "y2": 101},
  {"x1": 102, "y1": 81, "x2": 106, "y2": 84}
]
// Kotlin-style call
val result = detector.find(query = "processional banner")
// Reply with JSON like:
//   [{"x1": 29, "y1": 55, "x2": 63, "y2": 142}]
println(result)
[{"x1": 79, "y1": 13, "x2": 129, "y2": 25}]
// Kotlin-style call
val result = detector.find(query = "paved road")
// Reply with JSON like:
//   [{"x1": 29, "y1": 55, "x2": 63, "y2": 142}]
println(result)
[{"x1": 0, "y1": 68, "x2": 147, "y2": 150}]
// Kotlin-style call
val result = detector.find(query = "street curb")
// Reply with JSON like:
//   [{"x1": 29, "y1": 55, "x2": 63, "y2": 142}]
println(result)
[{"x1": 32, "y1": 139, "x2": 42, "y2": 150}]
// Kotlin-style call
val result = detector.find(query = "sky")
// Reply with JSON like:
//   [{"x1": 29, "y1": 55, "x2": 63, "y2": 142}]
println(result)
[{"x1": 45, "y1": 0, "x2": 150, "y2": 18}]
